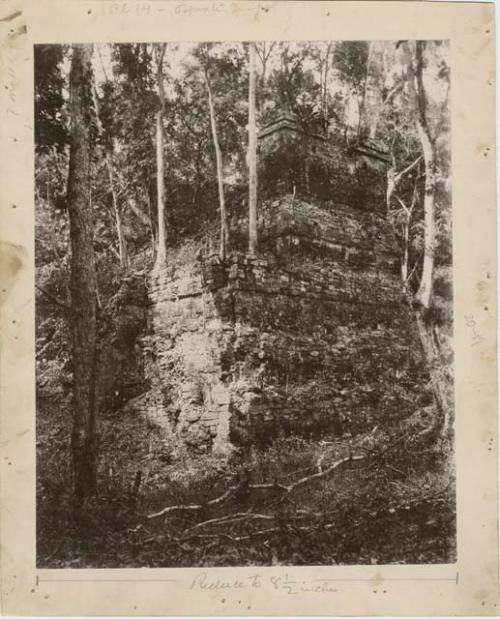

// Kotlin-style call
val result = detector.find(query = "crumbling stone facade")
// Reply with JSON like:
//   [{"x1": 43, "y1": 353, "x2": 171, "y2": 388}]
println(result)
[{"x1": 143, "y1": 113, "x2": 430, "y2": 454}]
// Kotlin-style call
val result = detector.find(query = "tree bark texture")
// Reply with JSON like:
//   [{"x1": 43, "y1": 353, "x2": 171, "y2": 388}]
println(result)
[
  {"x1": 67, "y1": 44, "x2": 98, "y2": 501},
  {"x1": 248, "y1": 43, "x2": 258, "y2": 255},
  {"x1": 126, "y1": 195, "x2": 151, "y2": 227},
  {"x1": 155, "y1": 43, "x2": 167, "y2": 265},
  {"x1": 321, "y1": 44, "x2": 332, "y2": 125},
  {"x1": 363, "y1": 41, "x2": 385, "y2": 140},
  {"x1": 155, "y1": 110, "x2": 167, "y2": 264},
  {"x1": 415, "y1": 313, "x2": 452, "y2": 436},
  {"x1": 413, "y1": 41, "x2": 436, "y2": 310}
]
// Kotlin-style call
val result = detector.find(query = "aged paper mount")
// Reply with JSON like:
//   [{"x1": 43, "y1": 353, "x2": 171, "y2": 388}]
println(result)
[{"x1": 0, "y1": 0, "x2": 497, "y2": 615}]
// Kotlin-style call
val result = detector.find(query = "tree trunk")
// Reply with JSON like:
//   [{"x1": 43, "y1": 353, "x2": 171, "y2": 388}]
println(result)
[
  {"x1": 356, "y1": 87, "x2": 365, "y2": 139},
  {"x1": 256, "y1": 42, "x2": 274, "y2": 112},
  {"x1": 322, "y1": 44, "x2": 332, "y2": 125},
  {"x1": 155, "y1": 110, "x2": 167, "y2": 264},
  {"x1": 126, "y1": 195, "x2": 150, "y2": 227},
  {"x1": 414, "y1": 126, "x2": 435, "y2": 308},
  {"x1": 46, "y1": 175, "x2": 61, "y2": 261},
  {"x1": 259, "y1": 55, "x2": 267, "y2": 114},
  {"x1": 356, "y1": 43, "x2": 371, "y2": 138},
  {"x1": 248, "y1": 42, "x2": 258, "y2": 255},
  {"x1": 415, "y1": 313, "x2": 451, "y2": 437},
  {"x1": 398, "y1": 41, "x2": 448, "y2": 434},
  {"x1": 205, "y1": 69, "x2": 228, "y2": 260},
  {"x1": 401, "y1": 180, "x2": 419, "y2": 291},
  {"x1": 144, "y1": 181, "x2": 156, "y2": 256},
  {"x1": 401, "y1": 220, "x2": 409, "y2": 286},
  {"x1": 109, "y1": 173, "x2": 129, "y2": 268},
  {"x1": 155, "y1": 43, "x2": 167, "y2": 266},
  {"x1": 364, "y1": 41, "x2": 385, "y2": 140},
  {"x1": 413, "y1": 41, "x2": 436, "y2": 310},
  {"x1": 91, "y1": 81, "x2": 129, "y2": 269},
  {"x1": 67, "y1": 44, "x2": 98, "y2": 501}
]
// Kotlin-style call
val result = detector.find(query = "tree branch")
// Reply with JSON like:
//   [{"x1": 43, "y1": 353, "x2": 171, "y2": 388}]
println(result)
[
  {"x1": 383, "y1": 82, "x2": 403, "y2": 106},
  {"x1": 406, "y1": 258, "x2": 421, "y2": 284},
  {"x1": 147, "y1": 484, "x2": 239, "y2": 519},
  {"x1": 394, "y1": 155, "x2": 422, "y2": 184},
  {"x1": 287, "y1": 453, "x2": 366, "y2": 492},
  {"x1": 396, "y1": 196, "x2": 409, "y2": 215},
  {"x1": 166, "y1": 483, "x2": 452, "y2": 546},
  {"x1": 184, "y1": 511, "x2": 274, "y2": 535},
  {"x1": 148, "y1": 453, "x2": 367, "y2": 519}
]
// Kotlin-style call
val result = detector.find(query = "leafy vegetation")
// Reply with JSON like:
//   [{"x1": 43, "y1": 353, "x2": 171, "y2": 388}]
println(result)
[{"x1": 35, "y1": 41, "x2": 453, "y2": 567}]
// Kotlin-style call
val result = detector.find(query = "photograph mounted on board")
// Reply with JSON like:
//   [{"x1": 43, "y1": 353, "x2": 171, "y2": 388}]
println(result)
[{"x1": 35, "y1": 40, "x2": 454, "y2": 568}]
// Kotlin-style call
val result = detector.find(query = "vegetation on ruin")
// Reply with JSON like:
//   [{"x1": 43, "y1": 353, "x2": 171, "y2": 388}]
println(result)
[{"x1": 36, "y1": 40, "x2": 453, "y2": 567}]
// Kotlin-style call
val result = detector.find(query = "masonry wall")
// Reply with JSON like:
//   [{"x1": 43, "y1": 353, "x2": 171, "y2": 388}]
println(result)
[
  {"x1": 258, "y1": 121, "x2": 389, "y2": 210},
  {"x1": 144, "y1": 197, "x2": 431, "y2": 453}
]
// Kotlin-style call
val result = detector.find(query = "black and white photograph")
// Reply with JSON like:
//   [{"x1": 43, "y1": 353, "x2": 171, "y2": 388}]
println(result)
[{"x1": 35, "y1": 39, "x2": 454, "y2": 568}]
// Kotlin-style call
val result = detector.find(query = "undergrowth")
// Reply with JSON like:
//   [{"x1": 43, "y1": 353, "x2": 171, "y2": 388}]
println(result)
[{"x1": 37, "y1": 395, "x2": 455, "y2": 568}]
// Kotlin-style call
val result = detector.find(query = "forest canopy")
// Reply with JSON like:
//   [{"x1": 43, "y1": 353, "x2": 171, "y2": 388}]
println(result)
[{"x1": 35, "y1": 41, "x2": 450, "y2": 285}]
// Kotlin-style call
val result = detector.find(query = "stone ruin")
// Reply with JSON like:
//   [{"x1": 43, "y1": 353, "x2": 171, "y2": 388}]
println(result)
[{"x1": 141, "y1": 111, "x2": 431, "y2": 455}]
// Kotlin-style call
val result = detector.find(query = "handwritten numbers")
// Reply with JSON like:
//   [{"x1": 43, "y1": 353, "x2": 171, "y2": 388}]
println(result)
[
  {"x1": 465, "y1": 313, "x2": 483, "y2": 347},
  {"x1": 100, "y1": 3, "x2": 151, "y2": 17}
]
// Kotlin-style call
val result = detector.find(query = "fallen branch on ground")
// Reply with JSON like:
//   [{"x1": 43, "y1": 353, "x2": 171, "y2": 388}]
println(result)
[
  {"x1": 147, "y1": 484, "x2": 240, "y2": 519},
  {"x1": 182, "y1": 511, "x2": 275, "y2": 535},
  {"x1": 161, "y1": 485, "x2": 453, "y2": 546},
  {"x1": 148, "y1": 452, "x2": 367, "y2": 520}
]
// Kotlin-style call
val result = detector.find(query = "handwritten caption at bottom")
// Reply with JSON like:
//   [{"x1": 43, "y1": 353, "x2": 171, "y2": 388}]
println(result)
[{"x1": 190, "y1": 571, "x2": 338, "y2": 595}]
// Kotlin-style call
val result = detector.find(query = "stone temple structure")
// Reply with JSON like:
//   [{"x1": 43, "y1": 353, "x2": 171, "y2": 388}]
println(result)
[{"x1": 142, "y1": 111, "x2": 431, "y2": 454}]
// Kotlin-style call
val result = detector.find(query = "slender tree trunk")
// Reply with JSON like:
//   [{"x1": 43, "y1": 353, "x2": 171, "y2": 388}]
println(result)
[
  {"x1": 91, "y1": 82, "x2": 129, "y2": 269},
  {"x1": 46, "y1": 175, "x2": 61, "y2": 261},
  {"x1": 256, "y1": 43, "x2": 266, "y2": 110},
  {"x1": 126, "y1": 195, "x2": 150, "y2": 227},
  {"x1": 67, "y1": 44, "x2": 98, "y2": 501},
  {"x1": 356, "y1": 88, "x2": 365, "y2": 139},
  {"x1": 155, "y1": 110, "x2": 166, "y2": 263},
  {"x1": 363, "y1": 41, "x2": 386, "y2": 140},
  {"x1": 401, "y1": 219, "x2": 409, "y2": 286},
  {"x1": 204, "y1": 69, "x2": 228, "y2": 260},
  {"x1": 256, "y1": 42, "x2": 274, "y2": 112},
  {"x1": 397, "y1": 42, "x2": 448, "y2": 434},
  {"x1": 108, "y1": 169, "x2": 128, "y2": 268},
  {"x1": 413, "y1": 41, "x2": 436, "y2": 310},
  {"x1": 259, "y1": 58, "x2": 267, "y2": 114},
  {"x1": 415, "y1": 312, "x2": 451, "y2": 436},
  {"x1": 322, "y1": 44, "x2": 332, "y2": 125},
  {"x1": 400, "y1": 180, "x2": 419, "y2": 291},
  {"x1": 357, "y1": 42, "x2": 379, "y2": 139},
  {"x1": 155, "y1": 43, "x2": 167, "y2": 265},
  {"x1": 248, "y1": 42, "x2": 258, "y2": 255},
  {"x1": 144, "y1": 181, "x2": 156, "y2": 255}
]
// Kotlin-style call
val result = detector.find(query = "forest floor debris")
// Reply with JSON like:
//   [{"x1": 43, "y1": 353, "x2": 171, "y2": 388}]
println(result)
[{"x1": 37, "y1": 395, "x2": 455, "y2": 568}]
